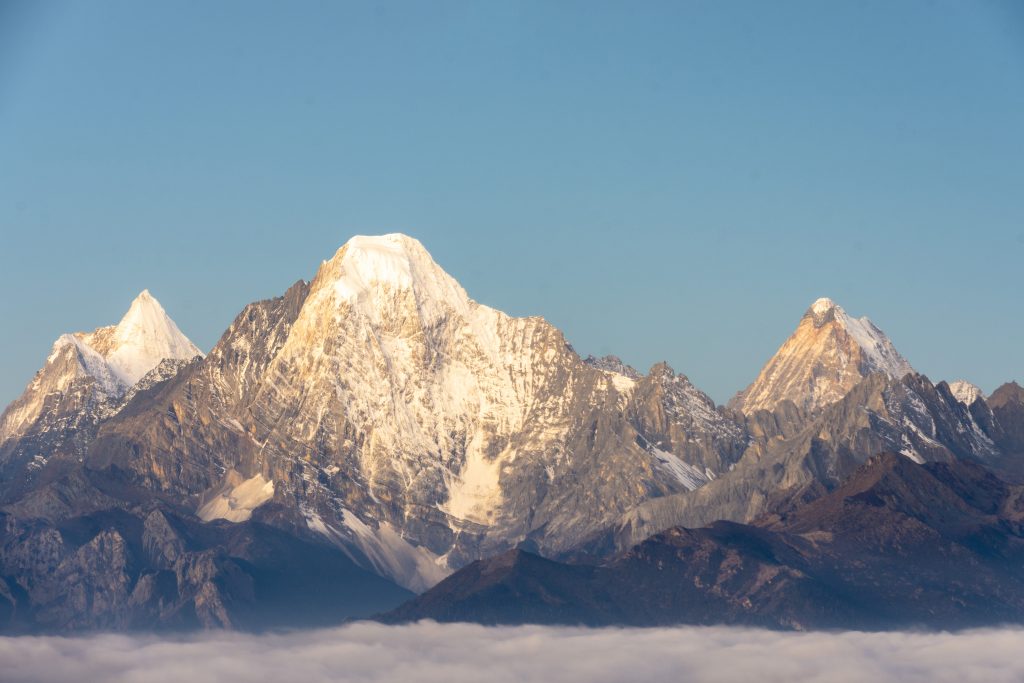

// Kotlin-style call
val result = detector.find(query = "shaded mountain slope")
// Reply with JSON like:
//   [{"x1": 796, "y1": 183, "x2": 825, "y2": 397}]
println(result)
[
  {"x1": 0, "y1": 495, "x2": 412, "y2": 633},
  {"x1": 610, "y1": 371, "x2": 1006, "y2": 552},
  {"x1": 386, "y1": 453, "x2": 1024, "y2": 630}
]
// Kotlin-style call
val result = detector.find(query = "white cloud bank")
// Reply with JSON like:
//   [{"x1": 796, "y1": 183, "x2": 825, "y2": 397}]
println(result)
[{"x1": 2, "y1": 622, "x2": 1024, "y2": 683}]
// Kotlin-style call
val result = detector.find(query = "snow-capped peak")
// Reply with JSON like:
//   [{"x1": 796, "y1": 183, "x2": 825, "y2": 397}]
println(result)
[
  {"x1": 311, "y1": 233, "x2": 475, "y2": 328},
  {"x1": 47, "y1": 289, "x2": 201, "y2": 392},
  {"x1": 804, "y1": 298, "x2": 913, "y2": 379},
  {"x1": 1, "y1": 289, "x2": 202, "y2": 443},
  {"x1": 810, "y1": 297, "x2": 836, "y2": 317},
  {"x1": 103, "y1": 290, "x2": 203, "y2": 386},
  {"x1": 328, "y1": 234, "x2": 467, "y2": 299},
  {"x1": 730, "y1": 297, "x2": 914, "y2": 415},
  {"x1": 333, "y1": 234, "x2": 432, "y2": 283},
  {"x1": 949, "y1": 380, "x2": 984, "y2": 406}
]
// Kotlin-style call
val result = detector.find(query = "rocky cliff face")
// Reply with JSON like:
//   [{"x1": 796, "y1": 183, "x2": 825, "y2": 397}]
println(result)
[
  {"x1": 729, "y1": 298, "x2": 913, "y2": 416},
  {"x1": 980, "y1": 382, "x2": 1024, "y2": 479},
  {"x1": 989, "y1": 382, "x2": 1024, "y2": 452},
  {"x1": 0, "y1": 504, "x2": 412, "y2": 633},
  {"x1": 612, "y1": 371, "x2": 1007, "y2": 551}
]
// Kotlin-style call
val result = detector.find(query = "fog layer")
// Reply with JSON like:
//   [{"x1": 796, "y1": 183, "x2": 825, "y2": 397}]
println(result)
[{"x1": 2, "y1": 622, "x2": 1022, "y2": 683}]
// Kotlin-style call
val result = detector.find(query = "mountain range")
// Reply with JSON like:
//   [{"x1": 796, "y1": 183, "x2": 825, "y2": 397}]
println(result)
[
  {"x1": 0, "y1": 233, "x2": 1020, "y2": 632},
  {"x1": 387, "y1": 452, "x2": 1024, "y2": 630}
]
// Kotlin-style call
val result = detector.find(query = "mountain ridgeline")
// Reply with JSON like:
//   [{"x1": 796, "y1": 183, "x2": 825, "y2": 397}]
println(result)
[{"x1": 0, "y1": 233, "x2": 1020, "y2": 632}]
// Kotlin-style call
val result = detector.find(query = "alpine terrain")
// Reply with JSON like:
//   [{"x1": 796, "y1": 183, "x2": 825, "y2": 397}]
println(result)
[
  {"x1": 0, "y1": 290, "x2": 201, "y2": 494},
  {"x1": 728, "y1": 297, "x2": 914, "y2": 415},
  {"x1": 79, "y1": 234, "x2": 746, "y2": 591},
  {"x1": 0, "y1": 233, "x2": 1020, "y2": 632},
  {"x1": 387, "y1": 452, "x2": 1024, "y2": 630}
]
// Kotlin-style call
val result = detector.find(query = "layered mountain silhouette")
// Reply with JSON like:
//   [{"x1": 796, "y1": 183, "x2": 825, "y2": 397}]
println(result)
[
  {"x1": 386, "y1": 453, "x2": 1024, "y2": 629},
  {"x1": 0, "y1": 234, "x2": 1020, "y2": 632}
]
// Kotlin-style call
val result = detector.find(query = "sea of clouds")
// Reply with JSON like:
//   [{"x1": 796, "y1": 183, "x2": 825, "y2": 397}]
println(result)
[{"x1": 2, "y1": 621, "x2": 1023, "y2": 683}]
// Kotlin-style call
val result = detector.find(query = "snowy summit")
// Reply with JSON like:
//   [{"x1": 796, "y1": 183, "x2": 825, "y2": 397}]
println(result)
[
  {"x1": 949, "y1": 380, "x2": 984, "y2": 406},
  {"x1": 103, "y1": 290, "x2": 204, "y2": 386},
  {"x1": 730, "y1": 297, "x2": 914, "y2": 415},
  {"x1": 0, "y1": 290, "x2": 202, "y2": 442}
]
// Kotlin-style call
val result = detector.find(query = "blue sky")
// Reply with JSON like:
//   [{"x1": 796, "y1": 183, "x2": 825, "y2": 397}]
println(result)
[{"x1": 1, "y1": 0, "x2": 1021, "y2": 405}]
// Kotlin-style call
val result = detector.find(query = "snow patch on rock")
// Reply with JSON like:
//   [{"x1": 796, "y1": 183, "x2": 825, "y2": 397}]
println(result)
[
  {"x1": 197, "y1": 473, "x2": 275, "y2": 523},
  {"x1": 302, "y1": 505, "x2": 450, "y2": 592},
  {"x1": 443, "y1": 445, "x2": 504, "y2": 525}
]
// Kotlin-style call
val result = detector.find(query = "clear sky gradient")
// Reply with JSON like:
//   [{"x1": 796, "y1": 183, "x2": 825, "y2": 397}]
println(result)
[{"x1": 1, "y1": 0, "x2": 1021, "y2": 405}]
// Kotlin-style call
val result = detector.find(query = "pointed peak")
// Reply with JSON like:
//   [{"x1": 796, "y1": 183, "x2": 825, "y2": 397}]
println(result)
[
  {"x1": 117, "y1": 289, "x2": 172, "y2": 333},
  {"x1": 102, "y1": 289, "x2": 202, "y2": 386},
  {"x1": 809, "y1": 297, "x2": 837, "y2": 316},
  {"x1": 730, "y1": 298, "x2": 914, "y2": 415},
  {"x1": 948, "y1": 380, "x2": 984, "y2": 406},
  {"x1": 805, "y1": 297, "x2": 850, "y2": 328},
  {"x1": 804, "y1": 297, "x2": 882, "y2": 336},
  {"x1": 125, "y1": 288, "x2": 164, "y2": 314}
]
